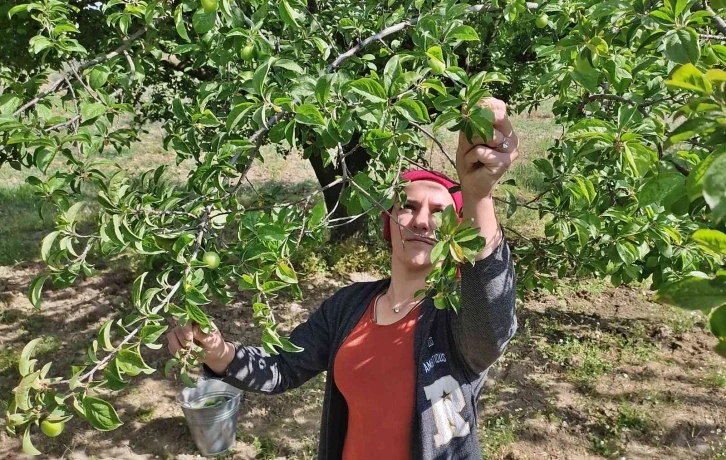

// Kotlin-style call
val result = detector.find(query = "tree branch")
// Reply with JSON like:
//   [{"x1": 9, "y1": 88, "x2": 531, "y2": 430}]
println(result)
[
  {"x1": 577, "y1": 93, "x2": 649, "y2": 115},
  {"x1": 700, "y1": 33, "x2": 726, "y2": 41},
  {"x1": 703, "y1": 0, "x2": 726, "y2": 36},
  {"x1": 13, "y1": 27, "x2": 148, "y2": 117}
]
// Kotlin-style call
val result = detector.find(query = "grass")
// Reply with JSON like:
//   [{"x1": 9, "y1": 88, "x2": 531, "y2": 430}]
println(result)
[
  {"x1": 240, "y1": 433, "x2": 281, "y2": 459},
  {"x1": 589, "y1": 401, "x2": 654, "y2": 457},
  {"x1": 539, "y1": 336, "x2": 614, "y2": 390},
  {"x1": 704, "y1": 370, "x2": 726, "y2": 389},
  {"x1": 0, "y1": 186, "x2": 58, "y2": 265},
  {"x1": 134, "y1": 407, "x2": 156, "y2": 423},
  {"x1": 479, "y1": 415, "x2": 518, "y2": 459},
  {"x1": 537, "y1": 327, "x2": 656, "y2": 391}
]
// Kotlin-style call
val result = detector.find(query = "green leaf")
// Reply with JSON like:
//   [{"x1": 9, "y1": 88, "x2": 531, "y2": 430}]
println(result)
[
  {"x1": 655, "y1": 275, "x2": 726, "y2": 311},
  {"x1": 275, "y1": 261, "x2": 298, "y2": 284},
  {"x1": 140, "y1": 324, "x2": 168, "y2": 345},
  {"x1": 192, "y1": 9, "x2": 216, "y2": 34},
  {"x1": 467, "y1": 106, "x2": 495, "y2": 141},
  {"x1": 226, "y1": 102, "x2": 254, "y2": 132},
  {"x1": 8, "y1": 5, "x2": 29, "y2": 18},
  {"x1": 28, "y1": 274, "x2": 50, "y2": 309},
  {"x1": 295, "y1": 104, "x2": 325, "y2": 126},
  {"x1": 692, "y1": 229, "x2": 726, "y2": 255},
  {"x1": 180, "y1": 369, "x2": 197, "y2": 387},
  {"x1": 83, "y1": 396, "x2": 123, "y2": 431},
  {"x1": 117, "y1": 348, "x2": 155, "y2": 376},
  {"x1": 638, "y1": 172, "x2": 685, "y2": 207},
  {"x1": 35, "y1": 147, "x2": 56, "y2": 173},
  {"x1": 279, "y1": 337, "x2": 304, "y2": 353},
  {"x1": 704, "y1": 153, "x2": 726, "y2": 221},
  {"x1": 262, "y1": 280, "x2": 288, "y2": 293},
  {"x1": 185, "y1": 285, "x2": 211, "y2": 305},
  {"x1": 430, "y1": 241, "x2": 447, "y2": 263},
  {"x1": 349, "y1": 78, "x2": 387, "y2": 103},
  {"x1": 80, "y1": 102, "x2": 106, "y2": 121},
  {"x1": 23, "y1": 426, "x2": 41, "y2": 456},
  {"x1": 448, "y1": 25, "x2": 479, "y2": 41},
  {"x1": 98, "y1": 320, "x2": 114, "y2": 352},
  {"x1": 315, "y1": 74, "x2": 335, "y2": 107},
  {"x1": 616, "y1": 241, "x2": 639, "y2": 265},
  {"x1": 665, "y1": 64, "x2": 712, "y2": 94},
  {"x1": 307, "y1": 201, "x2": 326, "y2": 229},
  {"x1": 253, "y1": 57, "x2": 274, "y2": 95},
  {"x1": 426, "y1": 45, "x2": 444, "y2": 62},
  {"x1": 41, "y1": 230, "x2": 59, "y2": 262},
  {"x1": 15, "y1": 371, "x2": 40, "y2": 411},
  {"x1": 505, "y1": 189, "x2": 518, "y2": 217},
  {"x1": 394, "y1": 99, "x2": 430, "y2": 123},
  {"x1": 663, "y1": 27, "x2": 700, "y2": 64},
  {"x1": 89, "y1": 66, "x2": 110, "y2": 90},
  {"x1": 278, "y1": 0, "x2": 301, "y2": 28},
  {"x1": 686, "y1": 151, "x2": 722, "y2": 201},
  {"x1": 571, "y1": 58, "x2": 599, "y2": 93},
  {"x1": 274, "y1": 59, "x2": 304, "y2": 73},
  {"x1": 18, "y1": 338, "x2": 42, "y2": 377},
  {"x1": 710, "y1": 305, "x2": 726, "y2": 341},
  {"x1": 186, "y1": 302, "x2": 211, "y2": 326},
  {"x1": 310, "y1": 36, "x2": 331, "y2": 59},
  {"x1": 132, "y1": 272, "x2": 147, "y2": 309},
  {"x1": 432, "y1": 111, "x2": 460, "y2": 131},
  {"x1": 164, "y1": 358, "x2": 178, "y2": 377}
]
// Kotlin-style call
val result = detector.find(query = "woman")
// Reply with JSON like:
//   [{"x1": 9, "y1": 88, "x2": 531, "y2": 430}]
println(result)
[{"x1": 167, "y1": 97, "x2": 519, "y2": 459}]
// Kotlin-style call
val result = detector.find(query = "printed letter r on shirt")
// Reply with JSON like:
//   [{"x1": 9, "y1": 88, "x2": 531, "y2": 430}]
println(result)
[{"x1": 423, "y1": 375, "x2": 470, "y2": 447}]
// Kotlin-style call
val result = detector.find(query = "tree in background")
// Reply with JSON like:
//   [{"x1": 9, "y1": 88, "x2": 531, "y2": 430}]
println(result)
[{"x1": 0, "y1": 0, "x2": 725, "y2": 454}]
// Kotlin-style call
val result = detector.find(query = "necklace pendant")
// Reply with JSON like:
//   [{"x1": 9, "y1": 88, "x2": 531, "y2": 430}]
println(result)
[{"x1": 394, "y1": 306, "x2": 400, "y2": 313}]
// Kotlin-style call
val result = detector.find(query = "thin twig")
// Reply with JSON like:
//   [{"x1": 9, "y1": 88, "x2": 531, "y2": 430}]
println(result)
[
  {"x1": 409, "y1": 120, "x2": 456, "y2": 169},
  {"x1": 700, "y1": 33, "x2": 726, "y2": 41},
  {"x1": 13, "y1": 27, "x2": 148, "y2": 117},
  {"x1": 71, "y1": 67, "x2": 101, "y2": 104},
  {"x1": 63, "y1": 77, "x2": 80, "y2": 135},
  {"x1": 78, "y1": 280, "x2": 182, "y2": 384}
]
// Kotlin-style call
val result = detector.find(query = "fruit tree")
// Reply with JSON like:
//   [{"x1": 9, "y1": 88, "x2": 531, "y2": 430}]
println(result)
[{"x1": 1, "y1": 0, "x2": 725, "y2": 454}]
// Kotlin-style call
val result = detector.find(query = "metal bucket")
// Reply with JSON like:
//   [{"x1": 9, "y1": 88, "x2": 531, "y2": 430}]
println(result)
[{"x1": 177, "y1": 379, "x2": 244, "y2": 457}]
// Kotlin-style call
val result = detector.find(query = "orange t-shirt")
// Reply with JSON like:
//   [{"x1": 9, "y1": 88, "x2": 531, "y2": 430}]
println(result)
[{"x1": 333, "y1": 295, "x2": 420, "y2": 460}]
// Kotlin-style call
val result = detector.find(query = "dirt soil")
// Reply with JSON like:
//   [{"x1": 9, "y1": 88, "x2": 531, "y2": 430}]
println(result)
[{"x1": 1, "y1": 265, "x2": 725, "y2": 459}]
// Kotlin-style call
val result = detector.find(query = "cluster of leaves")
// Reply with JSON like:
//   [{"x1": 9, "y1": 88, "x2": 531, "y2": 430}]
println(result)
[
  {"x1": 508, "y1": 0, "x2": 726, "y2": 295},
  {"x1": 422, "y1": 204, "x2": 486, "y2": 311},
  {"x1": 656, "y1": 228, "x2": 726, "y2": 356},
  {"x1": 0, "y1": 0, "x2": 725, "y2": 453}
]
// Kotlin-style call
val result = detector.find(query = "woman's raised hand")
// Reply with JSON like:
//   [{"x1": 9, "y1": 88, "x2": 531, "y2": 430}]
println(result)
[{"x1": 167, "y1": 321, "x2": 235, "y2": 375}]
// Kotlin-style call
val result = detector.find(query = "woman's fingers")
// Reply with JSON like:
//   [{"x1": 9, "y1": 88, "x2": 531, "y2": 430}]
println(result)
[
  {"x1": 464, "y1": 145, "x2": 518, "y2": 171},
  {"x1": 167, "y1": 329, "x2": 183, "y2": 355}
]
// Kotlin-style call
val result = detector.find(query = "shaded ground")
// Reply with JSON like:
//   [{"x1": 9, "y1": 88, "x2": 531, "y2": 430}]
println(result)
[{"x1": 1, "y1": 265, "x2": 725, "y2": 459}]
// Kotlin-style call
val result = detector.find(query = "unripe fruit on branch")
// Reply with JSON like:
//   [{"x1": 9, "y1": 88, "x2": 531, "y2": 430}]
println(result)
[
  {"x1": 203, "y1": 251, "x2": 220, "y2": 269},
  {"x1": 201, "y1": 0, "x2": 218, "y2": 13},
  {"x1": 40, "y1": 420, "x2": 64, "y2": 437}
]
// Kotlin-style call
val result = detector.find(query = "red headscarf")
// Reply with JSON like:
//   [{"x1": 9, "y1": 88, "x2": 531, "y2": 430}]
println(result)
[{"x1": 382, "y1": 170, "x2": 463, "y2": 242}]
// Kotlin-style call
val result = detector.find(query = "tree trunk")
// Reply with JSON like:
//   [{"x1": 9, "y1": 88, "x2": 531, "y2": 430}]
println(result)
[{"x1": 307, "y1": 133, "x2": 372, "y2": 242}]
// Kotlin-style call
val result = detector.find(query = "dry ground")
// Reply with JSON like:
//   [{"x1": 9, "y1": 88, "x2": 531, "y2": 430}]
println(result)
[{"x1": 1, "y1": 265, "x2": 725, "y2": 459}]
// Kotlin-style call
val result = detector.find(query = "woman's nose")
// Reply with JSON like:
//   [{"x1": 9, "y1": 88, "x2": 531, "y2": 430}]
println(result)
[{"x1": 411, "y1": 209, "x2": 431, "y2": 231}]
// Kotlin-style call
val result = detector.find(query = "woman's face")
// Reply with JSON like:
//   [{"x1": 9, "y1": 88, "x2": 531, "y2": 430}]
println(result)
[{"x1": 389, "y1": 180, "x2": 455, "y2": 271}]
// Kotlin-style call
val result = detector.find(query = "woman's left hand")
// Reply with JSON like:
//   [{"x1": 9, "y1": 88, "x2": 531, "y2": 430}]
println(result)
[{"x1": 456, "y1": 97, "x2": 519, "y2": 200}]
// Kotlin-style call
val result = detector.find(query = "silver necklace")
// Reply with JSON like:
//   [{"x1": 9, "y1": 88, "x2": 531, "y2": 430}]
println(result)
[{"x1": 374, "y1": 292, "x2": 424, "y2": 321}]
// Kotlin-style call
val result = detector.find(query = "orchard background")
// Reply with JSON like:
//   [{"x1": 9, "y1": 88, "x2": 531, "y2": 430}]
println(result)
[{"x1": 1, "y1": 0, "x2": 726, "y2": 457}]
